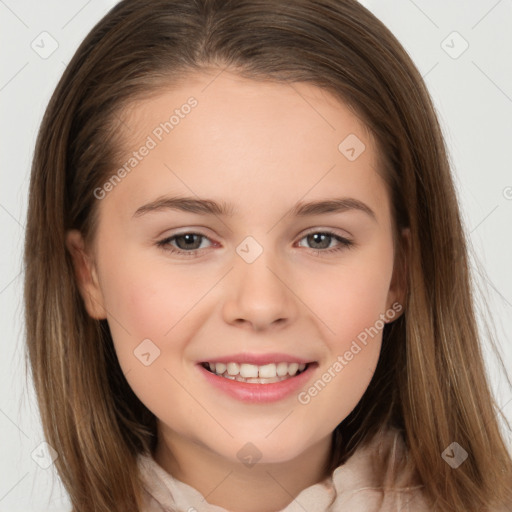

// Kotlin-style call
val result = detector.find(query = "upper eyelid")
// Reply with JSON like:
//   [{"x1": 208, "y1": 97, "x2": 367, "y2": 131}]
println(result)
[{"x1": 160, "y1": 226, "x2": 351, "y2": 238}]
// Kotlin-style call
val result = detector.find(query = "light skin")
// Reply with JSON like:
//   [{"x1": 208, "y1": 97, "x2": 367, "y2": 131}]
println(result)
[{"x1": 67, "y1": 69, "x2": 406, "y2": 512}]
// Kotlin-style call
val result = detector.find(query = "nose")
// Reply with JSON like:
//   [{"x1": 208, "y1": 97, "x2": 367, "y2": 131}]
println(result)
[{"x1": 221, "y1": 247, "x2": 299, "y2": 331}]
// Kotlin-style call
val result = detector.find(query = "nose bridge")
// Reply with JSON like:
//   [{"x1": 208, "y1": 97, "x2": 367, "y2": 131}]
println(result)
[
  {"x1": 234, "y1": 234, "x2": 285, "y2": 295},
  {"x1": 223, "y1": 234, "x2": 296, "y2": 328}
]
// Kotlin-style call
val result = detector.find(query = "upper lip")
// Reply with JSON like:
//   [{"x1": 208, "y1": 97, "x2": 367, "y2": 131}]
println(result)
[{"x1": 199, "y1": 352, "x2": 315, "y2": 366}]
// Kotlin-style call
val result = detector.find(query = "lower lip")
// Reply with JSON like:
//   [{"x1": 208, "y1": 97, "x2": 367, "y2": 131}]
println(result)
[{"x1": 196, "y1": 363, "x2": 318, "y2": 403}]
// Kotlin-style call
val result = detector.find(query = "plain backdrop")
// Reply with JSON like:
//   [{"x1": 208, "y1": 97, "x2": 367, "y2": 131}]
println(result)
[{"x1": 1, "y1": 1, "x2": 511, "y2": 510}]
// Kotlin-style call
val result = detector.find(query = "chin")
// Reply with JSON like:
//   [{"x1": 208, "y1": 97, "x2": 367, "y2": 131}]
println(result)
[{"x1": 220, "y1": 432, "x2": 316, "y2": 466}]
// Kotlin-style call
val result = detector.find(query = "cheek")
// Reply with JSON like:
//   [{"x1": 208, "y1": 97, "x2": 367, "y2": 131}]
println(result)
[
  {"x1": 332, "y1": 267, "x2": 390, "y2": 344},
  {"x1": 295, "y1": 243, "x2": 393, "y2": 413},
  {"x1": 303, "y1": 245, "x2": 394, "y2": 346},
  {"x1": 98, "y1": 259, "x2": 202, "y2": 418},
  {"x1": 95, "y1": 237, "x2": 204, "y2": 369},
  {"x1": 293, "y1": 295, "x2": 388, "y2": 435}
]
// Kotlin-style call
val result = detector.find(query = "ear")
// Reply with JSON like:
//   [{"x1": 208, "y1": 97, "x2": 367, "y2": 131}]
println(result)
[
  {"x1": 385, "y1": 227, "x2": 409, "y2": 321},
  {"x1": 65, "y1": 229, "x2": 107, "y2": 320}
]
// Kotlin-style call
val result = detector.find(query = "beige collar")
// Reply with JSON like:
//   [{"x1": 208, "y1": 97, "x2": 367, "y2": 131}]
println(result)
[{"x1": 137, "y1": 428, "x2": 429, "y2": 512}]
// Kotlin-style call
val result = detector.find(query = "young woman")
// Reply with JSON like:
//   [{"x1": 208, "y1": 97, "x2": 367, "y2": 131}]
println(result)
[{"x1": 24, "y1": 0, "x2": 512, "y2": 511}]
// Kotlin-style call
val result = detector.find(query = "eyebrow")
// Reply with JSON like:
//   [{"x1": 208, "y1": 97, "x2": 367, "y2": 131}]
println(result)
[{"x1": 133, "y1": 195, "x2": 377, "y2": 221}]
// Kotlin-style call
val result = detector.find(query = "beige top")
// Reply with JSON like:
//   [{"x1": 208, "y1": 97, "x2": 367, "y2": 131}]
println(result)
[{"x1": 137, "y1": 428, "x2": 431, "y2": 512}]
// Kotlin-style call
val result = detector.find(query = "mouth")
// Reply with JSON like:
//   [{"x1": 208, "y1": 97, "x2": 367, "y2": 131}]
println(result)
[
  {"x1": 199, "y1": 361, "x2": 314, "y2": 384},
  {"x1": 197, "y1": 359, "x2": 319, "y2": 403}
]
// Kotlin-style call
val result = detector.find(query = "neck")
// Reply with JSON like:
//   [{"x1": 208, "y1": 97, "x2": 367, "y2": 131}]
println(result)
[{"x1": 153, "y1": 424, "x2": 333, "y2": 512}]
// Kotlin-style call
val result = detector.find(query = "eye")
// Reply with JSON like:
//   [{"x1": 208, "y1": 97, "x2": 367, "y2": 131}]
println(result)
[
  {"x1": 156, "y1": 232, "x2": 213, "y2": 257},
  {"x1": 296, "y1": 230, "x2": 354, "y2": 255},
  {"x1": 156, "y1": 229, "x2": 354, "y2": 257}
]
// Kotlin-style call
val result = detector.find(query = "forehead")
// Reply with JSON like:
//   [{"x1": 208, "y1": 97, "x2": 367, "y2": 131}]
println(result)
[
  {"x1": 118, "y1": 69, "x2": 376, "y2": 164},
  {"x1": 101, "y1": 70, "x2": 389, "y2": 224}
]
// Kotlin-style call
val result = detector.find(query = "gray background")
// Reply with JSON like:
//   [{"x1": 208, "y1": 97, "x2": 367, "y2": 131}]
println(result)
[{"x1": 1, "y1": 1, "x2": 511, "y2": 510}]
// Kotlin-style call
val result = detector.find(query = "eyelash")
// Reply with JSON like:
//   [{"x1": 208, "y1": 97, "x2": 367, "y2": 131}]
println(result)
[{"x1": 156, "y1": 230, "x2": 354, "y2": 258}]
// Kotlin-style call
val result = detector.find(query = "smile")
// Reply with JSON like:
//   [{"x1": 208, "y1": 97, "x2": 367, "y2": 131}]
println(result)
[
  {"x1": 200, "y1": 361, "x2": 308, "y2": 383},
  {"x1": 197, "y1": 361, "x2": 319, "y2": 403}
]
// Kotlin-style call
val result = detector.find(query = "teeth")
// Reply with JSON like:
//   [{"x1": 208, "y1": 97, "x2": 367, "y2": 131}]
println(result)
[
  {"x1": 204, "y1": 361, "x2": 309, "y2": 380},
  {"x1": 258, "y1": 364, "x2": 276, "y2": 379},
  {"x1": 215, "y1": 362, "x2": 227, "y2": 374},
  {"x1": 288, "y1": 363, "x2": 299, "y2": 376},
  {"x1": 227, "y1": 362, "x2": 240, "y2": 376},
  {"x1": 240, "y1": 363, "x2": 259, "y2": 378},
  {"x1": 276, "y1": 362, "x2": 289, "y2": 376}
]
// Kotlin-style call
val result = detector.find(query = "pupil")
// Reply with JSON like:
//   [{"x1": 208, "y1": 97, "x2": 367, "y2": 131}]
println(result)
[
  {"x1": 178, "y1": 234, "x2": 200, "y2": 250},
  {"x1": 309, "y1": 233, "x2": 330, "y2": 249}
]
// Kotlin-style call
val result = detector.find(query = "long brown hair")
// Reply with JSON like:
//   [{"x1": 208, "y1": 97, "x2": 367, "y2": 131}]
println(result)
[{"x1": 24, "y1": 0, "x2": 512, "y2": 511}]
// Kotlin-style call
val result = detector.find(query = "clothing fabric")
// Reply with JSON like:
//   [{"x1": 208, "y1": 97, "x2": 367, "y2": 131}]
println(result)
[{"x1": 137, "y1": 428, "x2": 431, "y2": 512}]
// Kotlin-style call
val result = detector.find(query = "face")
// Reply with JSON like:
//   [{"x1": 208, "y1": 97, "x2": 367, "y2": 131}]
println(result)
[{"x1": 67, "y1": 70, "x2": 404, "y2": 467}]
